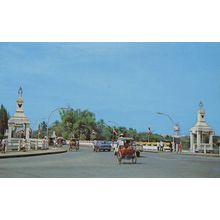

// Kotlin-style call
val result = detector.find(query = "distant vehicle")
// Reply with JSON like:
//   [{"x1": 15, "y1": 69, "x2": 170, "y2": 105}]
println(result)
[
  {"x1": 142, "y1": 142, "x2": 172, "y2": 152},
  {"x1": 114, "y1": 137, "x2": 142, "y2": 157},
  {"x1": 55, "y1": 137, "x2": 66, "y2": 147},
  {"x1": 93, "y1": 140, "x2": 112, "y2": 152},
  {"x1": 163, "y1": 142, "x2": 172, "y2": 152},
  {"x1": 69, "y1": 138, "x2": 79, "y2": 152},
  {"x1": 142, "y1": 142, "x2": 158, "y2": 152}
]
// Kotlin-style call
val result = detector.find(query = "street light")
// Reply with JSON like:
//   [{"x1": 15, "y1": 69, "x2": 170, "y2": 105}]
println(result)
[
  {"x1": 157, "y1": 112, "x2": 175, "y2": 124},
  {"x1": 157, "y1": 112, "x2": 176, "y2": 152},
  {"x1": 46, "y1": 107, "x2": 71, "y2": 148}
]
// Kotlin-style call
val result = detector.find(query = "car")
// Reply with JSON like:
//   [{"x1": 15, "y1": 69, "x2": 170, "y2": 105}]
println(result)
[
  {"x1": 142, "y1": 142, "x2": 158, "y2": 152},
  {"x1": 93, "y1": 140, "x2": 112, "y2": 152},
  {"x1": 163, "y1": 143, "x2": 172, "y2": 152}
]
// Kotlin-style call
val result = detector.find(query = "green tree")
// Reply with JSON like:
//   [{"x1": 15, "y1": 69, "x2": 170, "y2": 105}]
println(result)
[
  {"x1": 51, "y1": 120, "x2": 63, "y2": 137},
  {"x1": 96, "y1": 119, "x2": 112, "y2": 140},
  {"x1": 60, "y1": 109, "x2": 78, "y2": 138},
  {"x1": 37, "y1": 121, "x2": 48, "y2": 138},
  {"x1": 60, "y1": 108, "x2": 96, "y2": 140},
  {"x1": 78, "y1": 110, "x2": 96, "y2": 140},
  {"x1": 127, "y1": 128, "x2": 138, "y2": 139},
  {"x1": 0, "y1": 104, "x2": 10, "y2": 139}
]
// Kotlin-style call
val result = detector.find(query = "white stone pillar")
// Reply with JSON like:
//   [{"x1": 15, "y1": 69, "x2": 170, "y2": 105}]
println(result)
[
  {"x1": 204, "y1": 138, "x2": 207, "y2": 154},
  {"x1": 190, "y1": 132, "x2": 194, "y2": 152},
  {"x1": 209, "y1": 133, "x2": 213, "y2": 149},
  {"x1": 25, "y1": 124, "x2": 30, "y2": 140},
  {"x1": 8, "y1": 126, "x2": 12, "y2": 143},
  {"x1": 200, "y1": 131, "x2": 206, "y2": 154},
  {"x1": 193, "y1": 135, "x2": 196, "y2": 153},
  {"x1": 197, "y1": 131, "x2": 201, "y2": 152}
]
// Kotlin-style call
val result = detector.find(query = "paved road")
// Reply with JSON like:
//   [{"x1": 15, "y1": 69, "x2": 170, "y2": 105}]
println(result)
[{"x1": 1, "y1": 146, "x2": 220, "y2": 177}]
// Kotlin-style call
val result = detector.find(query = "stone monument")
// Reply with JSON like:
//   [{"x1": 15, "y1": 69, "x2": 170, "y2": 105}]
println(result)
[
  {"x1": 190, "y1": 102, "x2": 214, "y2": 153},
  {"x1": 8, "y1": 87, "x2": 31, "y2": 143}
]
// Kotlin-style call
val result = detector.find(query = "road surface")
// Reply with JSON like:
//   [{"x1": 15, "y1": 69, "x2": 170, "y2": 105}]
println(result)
[{"x1": 0, "y1": 146, "x2": 220, "y2": 177}]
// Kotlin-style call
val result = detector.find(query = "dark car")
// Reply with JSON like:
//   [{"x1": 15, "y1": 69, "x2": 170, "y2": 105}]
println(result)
[{"x1": 93, "y1": 140, "x2": 112, "y2": 152}]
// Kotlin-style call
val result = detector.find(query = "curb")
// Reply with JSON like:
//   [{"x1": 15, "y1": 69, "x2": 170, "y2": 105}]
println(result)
[
  {"x1": 0, "y1": 149, "x2": 68, "y2": 159},
  {"x1": 142, "y1": 151, "x2": 220, "y2": 158},
  {"x1": 180, "y1": 153, "x2": 220, "y2": 158},
  {"x1": 142, "y1": 151, "x2": 159, "y2": 154}
]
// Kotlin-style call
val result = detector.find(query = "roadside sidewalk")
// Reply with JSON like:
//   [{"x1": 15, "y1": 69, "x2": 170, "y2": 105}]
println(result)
[
  {"x1": 180, "y1": 150, "x2": 220, "y2": 157},
  {"x1": 143, "y1": 150, "x2": 220, "y2": 157},
  {"x1": 0, "y1": 147, "x2": 67, "y2": 159}
]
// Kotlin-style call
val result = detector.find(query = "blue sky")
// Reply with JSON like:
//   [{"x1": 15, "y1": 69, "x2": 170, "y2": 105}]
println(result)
[{"x1": 0, "y1": 42, "x2": 219, "y2": 135}]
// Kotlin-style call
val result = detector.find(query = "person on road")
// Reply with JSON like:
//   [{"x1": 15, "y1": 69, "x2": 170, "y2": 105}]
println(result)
[
  {"x1": 157, "y1": 142, "x2": 160, "y2": 151},
  {"x1": 76, "y1": 139, "x2": 80, "y2": 149},
  {"x1": 118, "y1": 135, "x2": 124, "y2": 149},
  {"x1": 42, "y1": 137, "x2": 47, "y2": 150},
  {"x1": 159, "y1": 141, "x2": 164, "y2": 152},
  {"x1": 169, "y1": 141, "x2": 173, "y2": 152},
  {"x1": 20, "y1": 138, "x2": 28, "y2": 152},
  {"x1": 1, "y1": 138, "x2": 7, "y2": 154},
  {"x1": 177, "y1": 142, "x2": 182, "y2": 154}
]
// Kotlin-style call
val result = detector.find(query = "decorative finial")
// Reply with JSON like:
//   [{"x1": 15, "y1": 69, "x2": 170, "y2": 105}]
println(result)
[
  {"x1": 18, "y1": 86, "x2": 23, "y2": 97},
  {"x1": 199, "y1": 101, "x2": 204, "y2": 109}
]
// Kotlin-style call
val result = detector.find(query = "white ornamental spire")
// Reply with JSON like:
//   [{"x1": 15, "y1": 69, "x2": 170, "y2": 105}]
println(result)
[
  {"x1": 18, "y1": 86, "x2": 23, "y2": 97},
  {"x1": 197, "y1": 101, "x2": 205, "y2": 123}
]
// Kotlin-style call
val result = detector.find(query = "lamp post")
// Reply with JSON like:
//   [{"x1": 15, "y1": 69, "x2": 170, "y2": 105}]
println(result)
[
  {"x1": 47, "y1": 107, "x2": 71, "y2": 148},
  {"x1": 157, "y1": 112, "x2": 176, "y2": 152}
]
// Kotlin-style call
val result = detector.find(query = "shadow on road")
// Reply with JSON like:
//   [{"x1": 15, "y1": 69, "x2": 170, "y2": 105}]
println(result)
[
  {"x1": 138, "y1": 155, "x2": 147, "y2": 158},
  {"x1": 118, "y1": 162, "x2": 143, "y2": 165}
]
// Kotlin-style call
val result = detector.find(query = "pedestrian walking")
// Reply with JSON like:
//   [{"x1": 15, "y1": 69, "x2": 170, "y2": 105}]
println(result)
[
  {"x1": 177, "y1": 142, "x2": 182, "y2": 154},
  {"x1": 42, "y1": 137, "x2": 47, "y2": 150},
  {"x1": 157, "y1": 142, "x2": 160, "y2": 151},
  {"x1": 160, "y1": 141, "x2": 164, "y2": 152},
  {"x1": 20, "y1": 138, "x2": 27, "y2": 152},
  {"x1": 1, "y1": 138, "x2": 8, "y2": 153},
  {"x1": 169, "y1": 141, "x2": 173, "y2": 152}
]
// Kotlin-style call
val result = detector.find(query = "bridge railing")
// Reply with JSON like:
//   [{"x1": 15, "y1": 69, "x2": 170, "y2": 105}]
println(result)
[{"x1": 6, "y1": 138, "x2": 47, "y2": 152}]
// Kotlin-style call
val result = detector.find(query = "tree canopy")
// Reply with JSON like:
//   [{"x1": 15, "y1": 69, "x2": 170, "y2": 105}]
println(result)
[
  {"x1": 59, "y1": 109, "x2": 96, "y2": 139},
  {"x1": 0, "y1": 104, "x2": 10, "y2": 139},
  {"x1": 54, "y1": 108, "x2": 168, "y2": 142},
  {"x1": 0, "y1": 103, "x2": 178, "y2": 143}
]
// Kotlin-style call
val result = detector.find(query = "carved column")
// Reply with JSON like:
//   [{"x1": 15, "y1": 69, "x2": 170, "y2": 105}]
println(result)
[
  {"x1": 25, "y1": 124, "x2": 30, "y2": 140},
  {"x1": 8, "y1": 125, "x2": 13, "y2": 143},
  {"x1": 190, "y1": 132, "x2": 194, "y2": 153},
  {"x1": 209, "y1": 132, "x2": 213, "y2": 148},
  {"x1": 197, "y1": 131, "x2": 201, "y2": 151}
]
